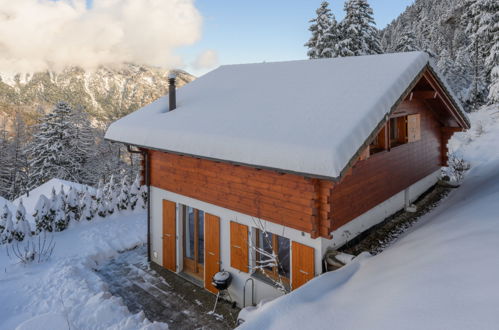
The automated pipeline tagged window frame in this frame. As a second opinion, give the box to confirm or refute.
[254,228,290,286]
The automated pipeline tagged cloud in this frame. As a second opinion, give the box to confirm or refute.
[192,49,219,70]
[0,0,203,73]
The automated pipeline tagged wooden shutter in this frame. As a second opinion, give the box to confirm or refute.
[162,200,176,272]
[292,242,314,290]
[407,114,421,142]
[230,221,248,273]
[397,116,408,143]
[204,213,220,294]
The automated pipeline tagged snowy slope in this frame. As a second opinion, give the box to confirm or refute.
[239,105,499,330]
[0,196,15,213]
[0,211,166,330]
[107,52,463,178]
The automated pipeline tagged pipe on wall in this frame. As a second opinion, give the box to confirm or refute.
[127,144,151,262]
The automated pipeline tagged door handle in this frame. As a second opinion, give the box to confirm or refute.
[299,270,309,275]
[208,252,215,256]
[233,245,241,249]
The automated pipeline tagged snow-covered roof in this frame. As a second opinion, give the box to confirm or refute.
[105,52,464,178]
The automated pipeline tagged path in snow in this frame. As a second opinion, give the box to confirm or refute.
[96,246,239,329]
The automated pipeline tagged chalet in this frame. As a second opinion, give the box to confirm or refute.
[105,52,470,307]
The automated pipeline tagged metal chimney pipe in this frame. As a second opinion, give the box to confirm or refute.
[168,72,176,111]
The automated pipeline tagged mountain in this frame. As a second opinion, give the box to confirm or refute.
[0,64,195,126]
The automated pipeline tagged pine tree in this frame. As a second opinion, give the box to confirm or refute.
[8,113,30,199]
[34,194,52,233]
[337,0,382,57]
[464,0,498,108]
[12,200,31,241]
[394,30,418,52]
[489,65,499,104]
[1,205,14,243]
[305,2,335,59]
[0,120,11,198]
[27,102,79,189]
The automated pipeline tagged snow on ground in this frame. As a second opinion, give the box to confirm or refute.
[0,210,167,330]
[0,196,15,213]
[13,178,94,218]
[239,105,499,330]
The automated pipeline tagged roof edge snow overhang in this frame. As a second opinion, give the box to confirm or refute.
[106,59,471,183]
[105,138,339,181]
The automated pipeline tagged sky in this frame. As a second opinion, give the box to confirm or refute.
[0,0,414,76]
[182,0,415,75]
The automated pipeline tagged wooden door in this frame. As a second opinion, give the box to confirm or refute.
[162,200,176,272]
[204,213,220,293]
[230,222,249,273]
[291,242,314,290]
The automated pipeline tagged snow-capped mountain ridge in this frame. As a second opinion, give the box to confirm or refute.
[0,64,195,124]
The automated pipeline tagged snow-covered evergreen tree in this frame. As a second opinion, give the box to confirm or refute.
[139,185,147,210]
[129,174,141,210]
[1,205,14,243]
[117,176,130,211]
[305,2,335,59]
[34,194,52,233]
[65,187,80,224]
[489,66,499,104]
[80,190,95,221]
[27,102,77,189]
[12,200,31,241]
[394,30,418,52]
[98,199,108,218]
[53,187,68,232]
[337,0,382,57]
[0,120,11,198]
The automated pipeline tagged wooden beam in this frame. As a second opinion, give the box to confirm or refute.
[407,90,439,100]
[422,70,469,129]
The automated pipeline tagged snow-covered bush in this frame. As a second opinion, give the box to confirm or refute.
[6,232,55,264]
[129,174,141,210]
[53,188,68,232]
[80,191,96,221]
[117,176,130,211]
[1,205,14,244]
[12,200,31,241]
[140,185,147,210]
[444,153,471,183]
[65,187,80,224]
[34,194,52,233]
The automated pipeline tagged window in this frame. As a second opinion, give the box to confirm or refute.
[255,229,290,284]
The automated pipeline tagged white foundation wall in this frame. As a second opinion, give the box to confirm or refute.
[321,169,441,253]
[149,186,323,308]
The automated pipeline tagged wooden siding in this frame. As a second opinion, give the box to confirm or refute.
[150,150,332,238]
[291,241,315,290]
[330,101,443,230]
[230,222,249,272]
